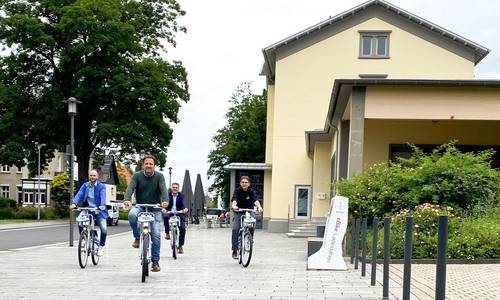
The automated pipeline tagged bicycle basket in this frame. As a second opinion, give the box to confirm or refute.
[243,215,256,228]
[138,214,155,223]
[168,216,180,226]
[76,212,90,225]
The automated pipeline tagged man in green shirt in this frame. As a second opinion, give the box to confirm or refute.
[124,155,168,272]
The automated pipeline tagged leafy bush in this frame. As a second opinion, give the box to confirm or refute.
[338,143,500,219]
[12,207,58,220]
[363,203,500,259]
[0,197,17,209]
[119,209,129,220]
[0,207,16,219]
[50,173,70,218]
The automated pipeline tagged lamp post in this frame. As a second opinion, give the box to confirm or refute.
[168,167,172,189]
[63,97,81,247]
[35,142,46,221]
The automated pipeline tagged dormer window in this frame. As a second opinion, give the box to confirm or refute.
[359,31,391,58]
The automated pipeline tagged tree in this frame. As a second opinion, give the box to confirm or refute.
[0,0,189,186]
[207,83,267,207]
[50,172,70,217]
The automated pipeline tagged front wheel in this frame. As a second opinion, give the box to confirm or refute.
[241,230,253,267]
[171,228,177,259]
[141,234,150,282]
[78,230,89,269]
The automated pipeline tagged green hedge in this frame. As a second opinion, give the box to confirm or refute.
[0,206,60,220]
[338,143,500,220]
[359,203,500,260]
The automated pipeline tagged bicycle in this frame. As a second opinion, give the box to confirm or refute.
[235,208,257,267]
[136,204,161,283]
[75,207,101,269]
[165,211,182,259]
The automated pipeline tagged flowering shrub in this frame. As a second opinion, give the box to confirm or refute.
[366,203,500,259]
[338,143,500,219]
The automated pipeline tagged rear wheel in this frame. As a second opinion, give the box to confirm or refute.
[78,230,89,269]
[241,230,253,267]
[141,234,149,282]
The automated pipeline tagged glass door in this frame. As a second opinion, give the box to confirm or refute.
[295,185,311,219]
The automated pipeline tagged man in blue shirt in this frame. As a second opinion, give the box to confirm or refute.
[70,170,108,256]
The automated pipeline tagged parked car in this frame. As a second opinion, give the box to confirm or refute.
[106,203,120,226]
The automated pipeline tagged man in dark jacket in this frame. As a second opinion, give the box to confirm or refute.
[70,170,108,257]
[163,182,189,254]
[231,176,263,259]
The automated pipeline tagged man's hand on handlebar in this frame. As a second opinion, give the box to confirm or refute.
[69,204,77,209]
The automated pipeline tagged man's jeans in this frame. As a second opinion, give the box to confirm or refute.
[78,212,107,247]
[128,207,162,262]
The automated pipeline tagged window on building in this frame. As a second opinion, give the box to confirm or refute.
[1,165,11,173]
[17,186,22,203]
[359,31,390,58]
[1,185,10,199]
[16,166,23,174]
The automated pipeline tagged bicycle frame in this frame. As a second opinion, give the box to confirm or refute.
[75,207,101,268]
[135,203,160,282]
[236,208,257,267]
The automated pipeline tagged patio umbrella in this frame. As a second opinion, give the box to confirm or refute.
[193,174,205,224]
[181,170,194,222]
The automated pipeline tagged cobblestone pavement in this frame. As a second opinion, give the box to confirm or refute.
[385,263,500,300]
[0,226,388,300]
[1,225,498,299]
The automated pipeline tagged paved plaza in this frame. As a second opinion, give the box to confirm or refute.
[0,224,498,299]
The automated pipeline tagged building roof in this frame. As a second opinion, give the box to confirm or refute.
[306,79,500,154]
[97,155,120,185]
[262,0,489,83]
[224,163,272,171]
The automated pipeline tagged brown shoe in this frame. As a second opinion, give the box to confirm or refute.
[178,246,184,254]
[132,239,139,248]
[151,262,161,272]
[165,233,170,240]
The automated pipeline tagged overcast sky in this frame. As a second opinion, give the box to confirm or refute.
[162,0,500,195]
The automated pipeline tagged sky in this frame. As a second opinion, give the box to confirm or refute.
[161,0,500,195]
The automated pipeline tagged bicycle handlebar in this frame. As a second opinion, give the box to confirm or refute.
[74,207,101,212]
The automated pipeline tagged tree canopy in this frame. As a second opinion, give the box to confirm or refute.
[207,83,267,205]
[0,0,189,185]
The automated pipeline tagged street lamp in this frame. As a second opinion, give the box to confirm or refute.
[63,97,81,247]
[168,167,172,188]
[35,142,46,221]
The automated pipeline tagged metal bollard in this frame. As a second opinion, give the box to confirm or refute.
[383,217,391,300]
[403,216,413,300]
[435,215,448,300]
[361,217,367,276]
[371,217,379,286]
[354,218,360,270]
[350,219,355,264]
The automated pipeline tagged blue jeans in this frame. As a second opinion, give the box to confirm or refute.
[78,212,107,247]
[128,207,162,262]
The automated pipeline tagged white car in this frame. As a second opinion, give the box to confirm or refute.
[106,203,120,226]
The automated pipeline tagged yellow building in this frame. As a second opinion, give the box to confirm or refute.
[258,0,500,232]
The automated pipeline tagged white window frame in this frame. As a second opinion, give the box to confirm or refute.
[359,31,391,58]
[1,165,11,173]
[1,185,10,199]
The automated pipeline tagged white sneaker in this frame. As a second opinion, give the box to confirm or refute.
[97,246,104,257]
